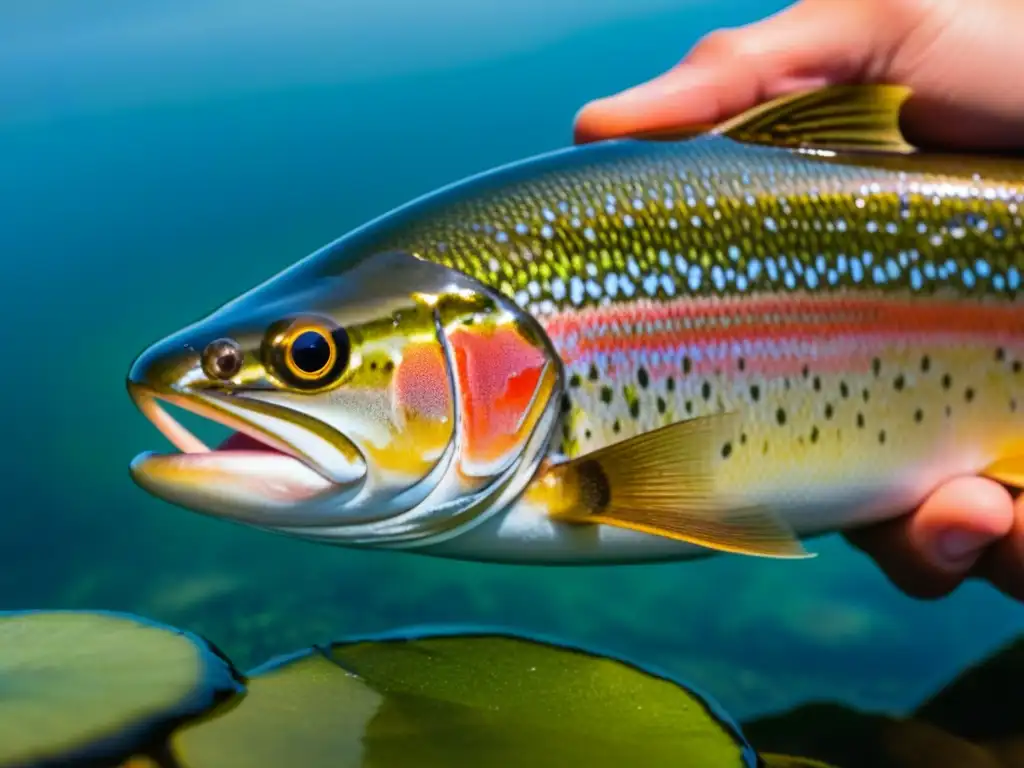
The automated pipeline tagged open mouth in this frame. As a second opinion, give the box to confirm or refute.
[126,382,355,512]
[128,382,299,459]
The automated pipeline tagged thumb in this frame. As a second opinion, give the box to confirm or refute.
[573,0,914,144]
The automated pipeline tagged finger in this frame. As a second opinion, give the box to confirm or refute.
[973,493,1024,601]
[844,477,1015,599]
[573,0,904,144]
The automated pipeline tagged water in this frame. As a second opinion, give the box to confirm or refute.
[1,0,1020,731]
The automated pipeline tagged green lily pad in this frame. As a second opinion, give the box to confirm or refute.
[172,627,756,767]
[0,609,244,767]
[172,649,383,767]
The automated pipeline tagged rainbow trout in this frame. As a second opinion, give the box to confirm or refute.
[127,85,1024,564]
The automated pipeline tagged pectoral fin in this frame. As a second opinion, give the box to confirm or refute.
[981,456,1024,488]
[528,415,811,559]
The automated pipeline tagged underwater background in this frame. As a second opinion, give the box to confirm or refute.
[2,0,1021,725]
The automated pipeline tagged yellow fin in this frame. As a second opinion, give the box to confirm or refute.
[713,84,916,153]
[534,414,812,559]
[981,457,1024,488]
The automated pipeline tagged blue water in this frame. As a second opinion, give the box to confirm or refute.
[2,0,1020,726]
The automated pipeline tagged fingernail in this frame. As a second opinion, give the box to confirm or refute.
[938,530,990,563]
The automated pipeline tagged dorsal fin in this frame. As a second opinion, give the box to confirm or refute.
[629,84,916,153]
[713,84,916,153]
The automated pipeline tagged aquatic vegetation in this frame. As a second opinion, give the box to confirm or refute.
[0,610,765,767]
[5,610,1022,765]
[0,610,243,767]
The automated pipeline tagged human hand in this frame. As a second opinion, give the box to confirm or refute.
[573,0,1024,601]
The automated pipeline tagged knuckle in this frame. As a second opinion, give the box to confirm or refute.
[691,27,759,62]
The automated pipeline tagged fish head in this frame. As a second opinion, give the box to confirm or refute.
[127,248,564,548]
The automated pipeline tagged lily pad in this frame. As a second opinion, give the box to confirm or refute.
[172,649,383,767]
[0,609,244,767]
[172,627,757,767]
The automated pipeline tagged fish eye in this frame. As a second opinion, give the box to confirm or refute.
[288,329,334,378]
[202,338,244,380]
[264,317,350,390]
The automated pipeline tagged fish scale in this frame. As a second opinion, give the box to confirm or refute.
[349,133,1024,535]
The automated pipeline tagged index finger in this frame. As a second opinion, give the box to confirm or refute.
[572,0,901,144]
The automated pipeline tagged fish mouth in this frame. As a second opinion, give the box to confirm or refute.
[127,381,366,521]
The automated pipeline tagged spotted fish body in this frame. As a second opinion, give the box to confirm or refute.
[328,131,1024,560]
[127,86,1024,564]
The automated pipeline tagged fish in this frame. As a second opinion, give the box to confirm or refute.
[127,84,1024,565]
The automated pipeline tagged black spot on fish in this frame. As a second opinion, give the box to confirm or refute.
[921,355,930,373]
[585,428,592,439]
[667,377,676,392]
[613,419,621,434]
[824,403,834,419]
[383,360,395,373]
[914,408,923,423]
[740,432,747,445]
[738,357,746,372]
[702,381,712,400]
[561,394,572,413]
[810,426,819,443]
[1014,361,1022,374]
[369,361,378,371]
[683,356,692,375]
[862,388,870,403]
[685,400,693,414]
[802,365,809,379]
[588,364,599,381]
[894,374,905,391]
[577,459,612,511]
[600,386,613,404]
[813,376,821,392]
[879,429,887,444]
[721,442,732,459]
[784,378,791,391]
[965,387,975,403]
[840,381,849,398]
[657,396,667,414]
[629,400,641,419]
[776,407,786,426]
[942,373,952,390]
[750,384,761,402]
[872,357,881,376]
[569,373,581,388]
[857,412,865,428]
[637,367,650,388]
[997,347,1006,362]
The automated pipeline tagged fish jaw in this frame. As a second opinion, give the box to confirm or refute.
[129,449,337,526]
[126,365,367,528]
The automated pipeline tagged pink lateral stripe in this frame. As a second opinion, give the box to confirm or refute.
[541,292,1024,379]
